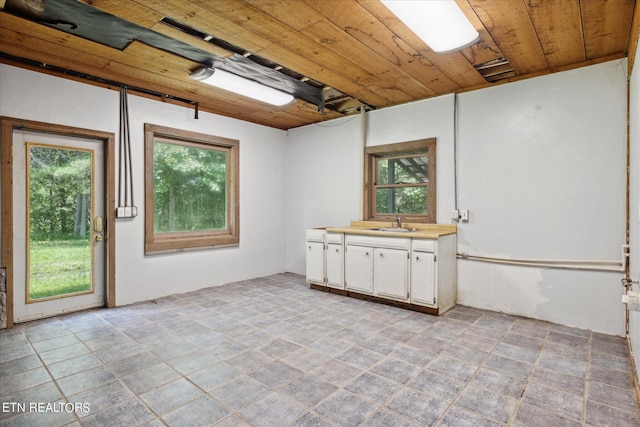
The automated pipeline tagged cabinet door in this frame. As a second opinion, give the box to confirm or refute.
[411,252,436,306]
[345,245,373,294]
[374,248,408,301]
[326,243,344,289]
[306,241,325,285]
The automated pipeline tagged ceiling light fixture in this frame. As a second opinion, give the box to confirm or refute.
[190,67,295,106]
[381,0,479,53]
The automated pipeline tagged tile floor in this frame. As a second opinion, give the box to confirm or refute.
[1,273,639,427]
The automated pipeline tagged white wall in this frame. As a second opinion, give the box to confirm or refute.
[629,39,640,379]
[456,60,627,335]
[0,64,288,306]
[285,116,362,272]
[286,60,628,335]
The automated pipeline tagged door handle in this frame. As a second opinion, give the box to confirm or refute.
[94,216,104,241]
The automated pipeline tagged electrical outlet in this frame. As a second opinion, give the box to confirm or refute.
[622,291,639,311]
[450,209,460,221]
[131,206,138,217]
[117,207,126,217]
[460,209,470,221]
[124,207,132,217]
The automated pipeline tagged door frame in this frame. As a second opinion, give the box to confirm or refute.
[1,117,116,328]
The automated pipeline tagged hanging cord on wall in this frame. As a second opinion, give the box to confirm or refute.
[453,91,459,212]
[118,87,125,208]
[359,104,367,220]
[117,86,136,217]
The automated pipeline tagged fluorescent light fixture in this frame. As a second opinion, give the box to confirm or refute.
[190,67,295,106]
[381,0,479,53]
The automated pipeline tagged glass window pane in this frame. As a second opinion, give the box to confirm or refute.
[375,187,428,215]
[377,156,428,184]
[153,141,227,233]
[28,145,92,300]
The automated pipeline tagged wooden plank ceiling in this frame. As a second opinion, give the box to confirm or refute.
[0,0,636,130]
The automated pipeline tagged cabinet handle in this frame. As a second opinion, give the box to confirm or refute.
[379,253,384,258]
[365,252,369,256]
[336,248,339,253]
[308,245,312,250]
[416,256,420,261]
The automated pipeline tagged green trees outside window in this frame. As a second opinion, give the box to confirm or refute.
[153,141,227,233]
[365,139,436,223]
[27,144,93,300]
[144,124,239,254]
[375,154,429,215]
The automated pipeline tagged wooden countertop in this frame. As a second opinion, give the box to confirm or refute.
[325,221,456,239]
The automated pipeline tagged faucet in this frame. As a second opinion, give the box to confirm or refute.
[394,214,402,229]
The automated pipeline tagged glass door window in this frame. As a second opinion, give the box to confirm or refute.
[27,144,94,301]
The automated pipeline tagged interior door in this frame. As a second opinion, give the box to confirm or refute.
[13,129,105,322]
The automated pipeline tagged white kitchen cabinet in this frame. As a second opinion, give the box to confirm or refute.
[345,244,374,294]
[308,224,457,315]
[326,233,344,289]
[374,248,409,301]
[410,250,436,306]
[345,234,409,297]
[306,229,326,285]
[410,235,457,312]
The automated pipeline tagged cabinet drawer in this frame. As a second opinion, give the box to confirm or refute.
[412,239,436,252]
[327,232,343,244]
[306,229,326,243]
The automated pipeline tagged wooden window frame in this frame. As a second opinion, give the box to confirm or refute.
[144,124,239,255]
[364,138,436,223]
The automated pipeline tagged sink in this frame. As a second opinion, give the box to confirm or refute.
[369,227,414,232]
